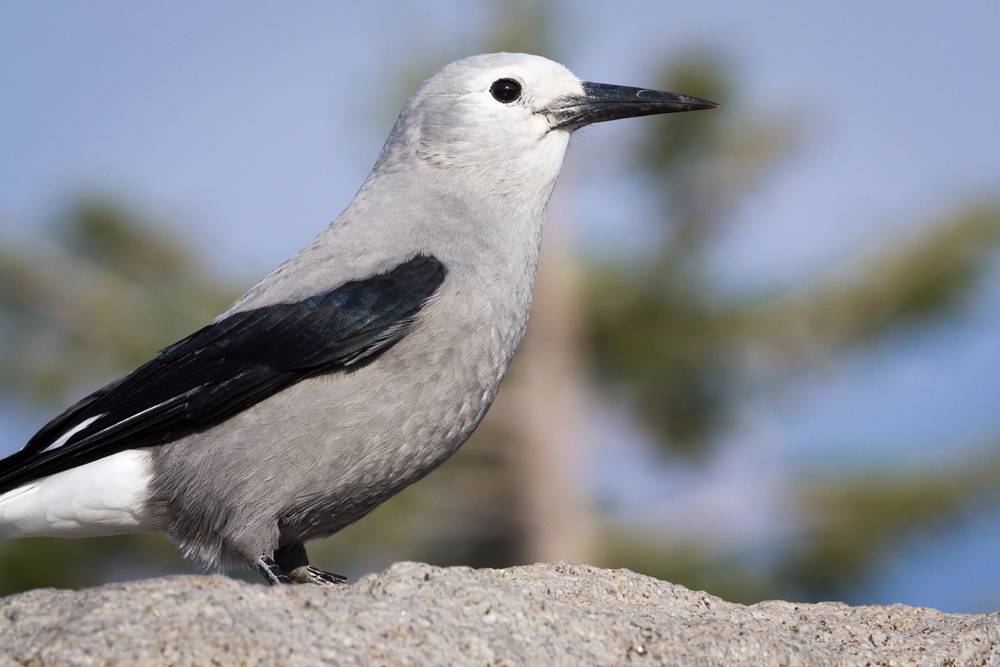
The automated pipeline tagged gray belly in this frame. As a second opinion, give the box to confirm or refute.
[275,339,501,543]
[148,291,522,559]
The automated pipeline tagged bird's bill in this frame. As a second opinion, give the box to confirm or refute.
[547,81,718,130]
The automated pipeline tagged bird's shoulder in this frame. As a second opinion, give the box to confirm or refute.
[226,240,441,317]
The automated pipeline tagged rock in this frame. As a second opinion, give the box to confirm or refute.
[0,562,997,666]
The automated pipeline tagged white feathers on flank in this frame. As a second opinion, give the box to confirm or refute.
[0,449,155,539]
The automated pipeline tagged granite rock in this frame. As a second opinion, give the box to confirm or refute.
[1,561,997,666]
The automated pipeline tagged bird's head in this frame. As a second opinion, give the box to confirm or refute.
[374,52,717,202]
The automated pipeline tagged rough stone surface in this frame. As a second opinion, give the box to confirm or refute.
[0,562,997,666]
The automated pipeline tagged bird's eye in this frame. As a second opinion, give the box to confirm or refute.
[490,78,522,104]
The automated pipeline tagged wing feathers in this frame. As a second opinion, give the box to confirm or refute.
[0,254,446,493]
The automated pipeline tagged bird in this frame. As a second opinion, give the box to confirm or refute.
[0,53,716,586]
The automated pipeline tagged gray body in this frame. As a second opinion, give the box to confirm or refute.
[150,55,572,567]
[1,52,716,578]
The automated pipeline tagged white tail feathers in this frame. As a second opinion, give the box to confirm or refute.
[0,450,155,539]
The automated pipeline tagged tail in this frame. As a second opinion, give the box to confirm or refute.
[0,480,44,539]
[0,450,155,540]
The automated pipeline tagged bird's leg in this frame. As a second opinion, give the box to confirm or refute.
[256,555,292,585]
[275,542,347,586]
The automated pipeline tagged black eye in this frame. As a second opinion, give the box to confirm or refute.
[490,78,522,103]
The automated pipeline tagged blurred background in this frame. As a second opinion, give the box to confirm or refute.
[1,1,998,612]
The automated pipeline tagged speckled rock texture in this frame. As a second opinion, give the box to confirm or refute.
[1,562,997,666]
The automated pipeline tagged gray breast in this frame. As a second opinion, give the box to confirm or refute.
[148,261,533,560]
[279,268,531,540]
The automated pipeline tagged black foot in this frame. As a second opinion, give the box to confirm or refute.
[270,542,347,586]
[256,556,292,586]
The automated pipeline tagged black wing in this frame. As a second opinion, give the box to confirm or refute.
[0,254,446,493]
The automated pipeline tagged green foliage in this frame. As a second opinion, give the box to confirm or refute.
[595,447,1000,605]
[0,198,241,593]
[781,450,1000,599]
[585,54,801,454]
[0,197,236,402]
[598,529,775,605]
[734,202,1000,365]
[584,53,1000,458]
[587,265,733,449]
[0,535,186,596]
[580,47,999,605]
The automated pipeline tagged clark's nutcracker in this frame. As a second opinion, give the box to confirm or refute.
[0,53,715,585]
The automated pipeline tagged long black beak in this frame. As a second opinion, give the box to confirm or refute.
[547,81,718,130]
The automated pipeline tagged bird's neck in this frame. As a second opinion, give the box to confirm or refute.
[357,139,566,268]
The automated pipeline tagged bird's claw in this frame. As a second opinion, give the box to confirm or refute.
[256,556,292,585]
[257,554,346,586]
[289,565,348,586]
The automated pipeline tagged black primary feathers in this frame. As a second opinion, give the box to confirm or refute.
[0,255,447,494]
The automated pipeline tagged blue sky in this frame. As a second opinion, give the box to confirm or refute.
[1,1,998,611]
